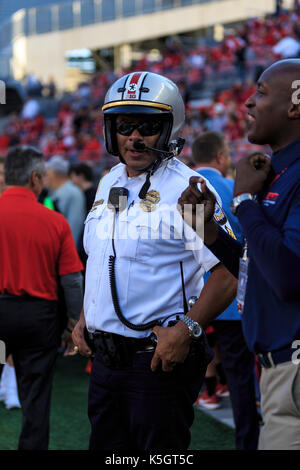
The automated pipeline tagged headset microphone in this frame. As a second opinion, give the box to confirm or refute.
[133,140,173,157]
[132,140,146,151]
[132,137,185,199]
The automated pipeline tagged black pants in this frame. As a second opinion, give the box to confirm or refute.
[0,296,60,450]
[88,343,211,451]
[212,320,259,450]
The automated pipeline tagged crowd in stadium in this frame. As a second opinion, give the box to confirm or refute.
[1,6,300,172]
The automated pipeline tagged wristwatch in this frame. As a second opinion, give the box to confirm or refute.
[230,193,255,215]
[181,315,202,340]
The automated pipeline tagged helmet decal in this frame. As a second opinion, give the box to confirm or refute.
[124,72,144,100]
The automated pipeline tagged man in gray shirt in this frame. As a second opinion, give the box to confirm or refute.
[46,155,86,248]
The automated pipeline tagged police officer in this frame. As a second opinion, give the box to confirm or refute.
[72,71,237,450]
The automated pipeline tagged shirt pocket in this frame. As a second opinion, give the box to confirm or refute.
[83,204,109,258]
[117,211,162,261]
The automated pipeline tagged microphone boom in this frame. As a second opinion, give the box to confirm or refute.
[133,140,173,157]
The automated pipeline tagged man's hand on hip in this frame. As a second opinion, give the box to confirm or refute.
[150,322,191,373]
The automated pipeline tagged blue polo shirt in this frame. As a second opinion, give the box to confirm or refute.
[236,137,300,353]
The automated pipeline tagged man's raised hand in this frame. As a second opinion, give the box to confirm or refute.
[177,176,216,231]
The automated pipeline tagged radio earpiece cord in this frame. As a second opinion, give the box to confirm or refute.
[108,187,161,332]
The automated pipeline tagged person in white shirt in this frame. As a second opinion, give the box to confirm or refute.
[21,98,40,120]
[273,35,300,59]
[46,155,86,248]
[71,71,237,450]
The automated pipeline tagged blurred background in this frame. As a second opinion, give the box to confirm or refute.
[0,0,299,182]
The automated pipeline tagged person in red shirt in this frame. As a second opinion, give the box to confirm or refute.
[0,156,5,194]
[0,146,84,450]
[78,132,102,162]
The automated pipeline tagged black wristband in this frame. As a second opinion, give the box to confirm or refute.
[208,226,242,279]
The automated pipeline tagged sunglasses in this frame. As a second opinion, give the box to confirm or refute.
[116,120,162,137]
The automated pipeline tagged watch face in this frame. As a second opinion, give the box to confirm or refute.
[192,324,202,338]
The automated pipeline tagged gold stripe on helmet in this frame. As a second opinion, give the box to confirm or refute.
[102,100,172,112]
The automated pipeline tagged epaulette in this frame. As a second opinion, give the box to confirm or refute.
[95,163,123,195]
[167,158,202,182]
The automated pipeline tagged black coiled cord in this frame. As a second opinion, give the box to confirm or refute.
[109,212,160,331]
[109,255,160,331]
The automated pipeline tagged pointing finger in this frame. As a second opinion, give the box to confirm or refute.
[189,176,203,188]
[200,179,216,202]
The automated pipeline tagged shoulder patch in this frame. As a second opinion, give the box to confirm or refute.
[95,163,121,195]
[91,199,104,211]
[213,203,227,225]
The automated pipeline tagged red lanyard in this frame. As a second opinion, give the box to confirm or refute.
[268,167,288,189]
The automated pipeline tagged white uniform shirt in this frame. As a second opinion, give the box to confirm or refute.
[83,158,226,338]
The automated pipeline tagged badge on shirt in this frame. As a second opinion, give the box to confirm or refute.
[139,190,160,212]
[262,192,279,207]
[213,203,227,225]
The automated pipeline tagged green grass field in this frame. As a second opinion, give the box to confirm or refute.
[0,355,235,450]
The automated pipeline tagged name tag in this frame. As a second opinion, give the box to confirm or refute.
[237,257,248,314]
[237,241,249,314]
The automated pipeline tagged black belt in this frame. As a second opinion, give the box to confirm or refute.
[256,346,294,368]
[87,326,209,370]
[85,330,156,370]
[0,293,33,299]
[0,293,53,303]
[90,330,156,353]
